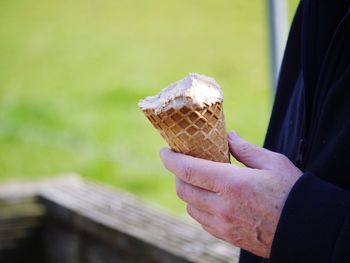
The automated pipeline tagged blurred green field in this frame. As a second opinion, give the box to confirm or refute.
[0,0,299,214]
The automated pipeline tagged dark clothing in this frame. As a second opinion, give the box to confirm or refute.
[240,0,350,262]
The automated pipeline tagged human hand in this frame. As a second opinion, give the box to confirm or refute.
[160,131,303,258]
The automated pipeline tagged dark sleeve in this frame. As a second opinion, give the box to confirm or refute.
[269,172,350,263]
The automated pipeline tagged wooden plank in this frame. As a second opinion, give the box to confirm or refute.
[0,174,80,201]
[38,179,239,263]
[0,175,240,262]
[0,203,45,220]
[0,197,45,260]
[0,239,17,250]
[0,228,29,241]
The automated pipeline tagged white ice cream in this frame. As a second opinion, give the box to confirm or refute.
[138,73,224,114]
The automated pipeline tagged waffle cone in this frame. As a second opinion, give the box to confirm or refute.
[143,102,230,163]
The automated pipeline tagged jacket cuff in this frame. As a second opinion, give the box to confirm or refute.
[270,172,350,262]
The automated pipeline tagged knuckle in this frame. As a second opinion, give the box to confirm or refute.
[186,204,193,215]
[275,152,287,163]
[274,153,291,168]
[176,185,186,200]
[180,159,194,183]
[187,205,197,220]
[236,141,251,155]
[234,142,255,162]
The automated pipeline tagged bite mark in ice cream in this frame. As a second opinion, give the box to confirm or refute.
[138,73,224,114]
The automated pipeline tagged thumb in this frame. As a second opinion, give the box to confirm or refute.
[228,131,279,170]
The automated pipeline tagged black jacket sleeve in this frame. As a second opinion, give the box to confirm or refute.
[270,172,350,262]
[266,2,350,262]
[240,2,350,263]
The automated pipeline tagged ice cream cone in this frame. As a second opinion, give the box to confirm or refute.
[139,73,230,163]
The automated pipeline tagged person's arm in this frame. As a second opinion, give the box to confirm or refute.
[269,171,350,262]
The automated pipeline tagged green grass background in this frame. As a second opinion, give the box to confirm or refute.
[0,0,299,214]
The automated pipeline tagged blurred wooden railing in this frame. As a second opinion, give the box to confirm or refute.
[0,175,239,263]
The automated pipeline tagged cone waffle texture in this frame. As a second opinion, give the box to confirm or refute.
[143,102,230,163]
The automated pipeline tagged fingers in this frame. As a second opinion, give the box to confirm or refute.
[160,148,242,193]
[187,205,234,242]
[228,131,283,170]
[176,178,222,213]
[187,205,216,228]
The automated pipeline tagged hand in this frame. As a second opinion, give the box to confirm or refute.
[160,131,302,258]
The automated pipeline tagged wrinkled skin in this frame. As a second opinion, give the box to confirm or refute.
[160,131,302,258]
